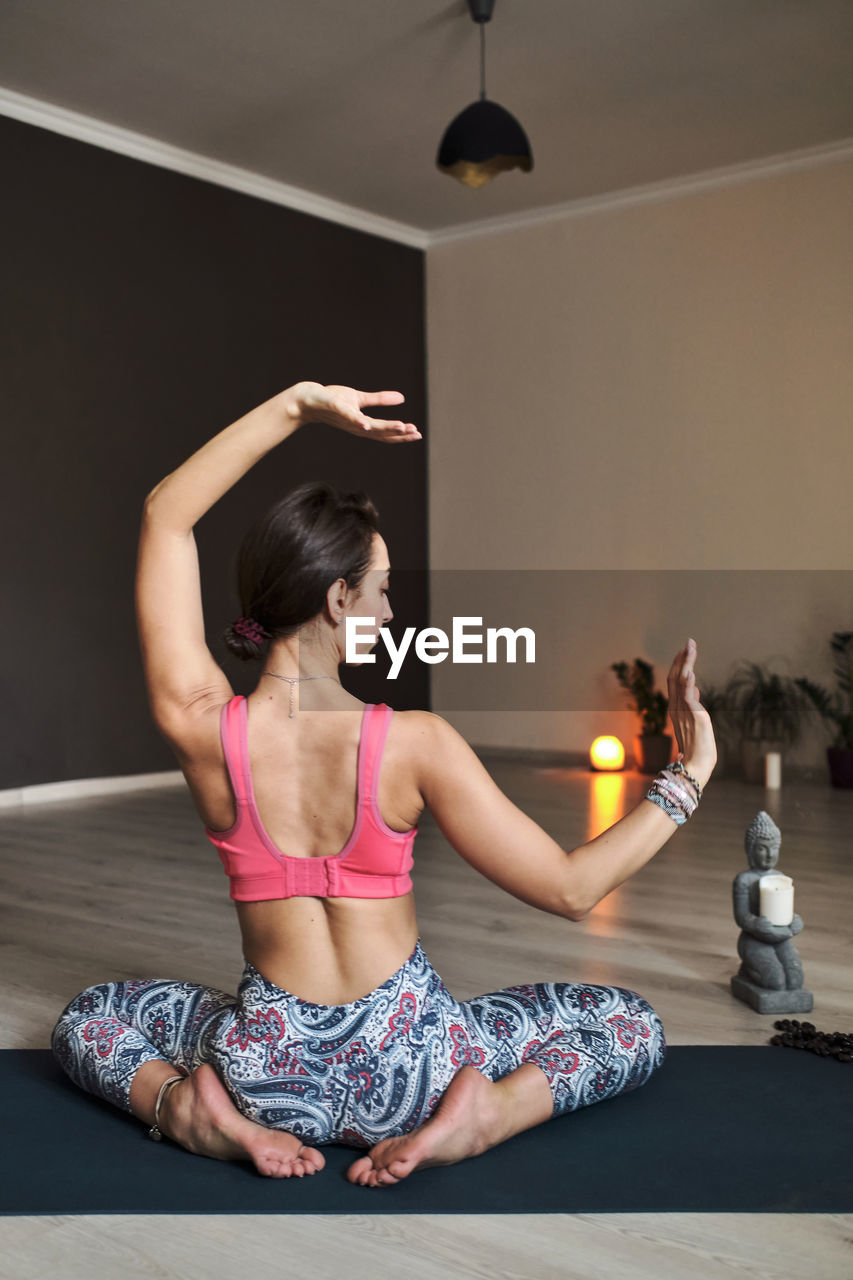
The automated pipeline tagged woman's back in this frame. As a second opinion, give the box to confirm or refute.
[181,691,425,1005]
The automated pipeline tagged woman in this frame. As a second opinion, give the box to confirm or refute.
[51,381,716,1188]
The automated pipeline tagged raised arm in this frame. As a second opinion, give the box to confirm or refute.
[135,382,420,742]
[413,639,716,921]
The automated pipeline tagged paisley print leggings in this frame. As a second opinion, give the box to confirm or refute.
[51,938,666,1148]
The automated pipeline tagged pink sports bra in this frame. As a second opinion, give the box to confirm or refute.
[205,695,417,902]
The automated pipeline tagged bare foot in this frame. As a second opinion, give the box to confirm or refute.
[347,1065,505,1188]
[161,1064,325,1179]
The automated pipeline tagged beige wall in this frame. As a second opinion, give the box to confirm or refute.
[425,158,853,769]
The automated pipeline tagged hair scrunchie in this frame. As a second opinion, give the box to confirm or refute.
[232,616,271,645]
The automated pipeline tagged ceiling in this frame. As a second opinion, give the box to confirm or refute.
[1,0,852,241]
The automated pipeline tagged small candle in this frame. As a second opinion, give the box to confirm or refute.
[765,751,782,789]
[759,872,794,926]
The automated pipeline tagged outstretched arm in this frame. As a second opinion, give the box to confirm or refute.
[413,712,687,921]
[135,382,420,741]
[412,639,716,921]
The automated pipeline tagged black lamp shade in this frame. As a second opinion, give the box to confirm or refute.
[436,98,534,188]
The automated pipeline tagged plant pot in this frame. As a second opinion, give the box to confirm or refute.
[634,733,673,775]
[740,738,785,785]
[827,746,853,789]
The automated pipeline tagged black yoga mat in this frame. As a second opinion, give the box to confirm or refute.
[1,1048,849,1214]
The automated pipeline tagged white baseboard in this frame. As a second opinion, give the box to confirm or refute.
[0,770,185,809]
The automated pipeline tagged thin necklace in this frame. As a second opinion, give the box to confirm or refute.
[261,671,341,718]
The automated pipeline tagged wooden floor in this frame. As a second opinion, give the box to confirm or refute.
[1,762,851,1279]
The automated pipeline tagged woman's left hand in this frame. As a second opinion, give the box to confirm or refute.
[287,382,422,442]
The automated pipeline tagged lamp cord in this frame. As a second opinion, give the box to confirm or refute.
[480,21,487,100]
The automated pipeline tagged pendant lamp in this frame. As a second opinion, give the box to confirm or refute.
[437,0,533,188]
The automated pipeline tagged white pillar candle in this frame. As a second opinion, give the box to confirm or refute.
[759,873,794,926]
[765,752,782,789]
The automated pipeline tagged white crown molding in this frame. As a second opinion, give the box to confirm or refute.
[0,85,431,250]
[0,769,186,809]
[426,136,853,246]
[2,85,852,251]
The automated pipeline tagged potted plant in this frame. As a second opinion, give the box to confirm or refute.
[722,660,811,784]
[611,658,671,774]
[795,631,853,789]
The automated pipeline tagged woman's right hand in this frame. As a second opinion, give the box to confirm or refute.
[667,638,717,789]
[285,382,422,443]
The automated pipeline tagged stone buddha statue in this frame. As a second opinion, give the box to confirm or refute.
[730,811,813,1013]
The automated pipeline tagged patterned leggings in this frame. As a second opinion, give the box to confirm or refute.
[51,938,666,1148]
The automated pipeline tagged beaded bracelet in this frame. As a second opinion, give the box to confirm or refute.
[645,789,687,824]
[667,760,703,801]
[655,775,696,814]
[657,771,699,809]
[645,761,703,825]
[646,785,690,824]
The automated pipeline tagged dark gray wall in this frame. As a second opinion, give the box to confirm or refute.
[1,115,428,789]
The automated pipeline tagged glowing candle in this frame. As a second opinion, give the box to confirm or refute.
[589,736,625,771]
[759,873,794,926]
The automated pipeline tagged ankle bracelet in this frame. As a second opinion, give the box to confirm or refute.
[148,1074,184,1142]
